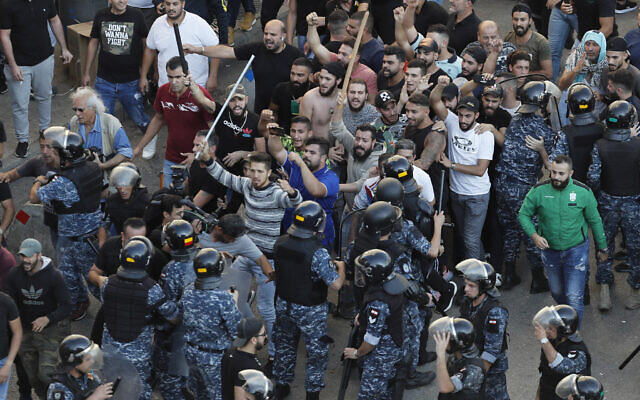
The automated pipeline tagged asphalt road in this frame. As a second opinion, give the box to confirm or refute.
[2,1,640,398]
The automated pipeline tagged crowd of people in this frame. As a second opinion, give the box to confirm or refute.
[0,0,639,398]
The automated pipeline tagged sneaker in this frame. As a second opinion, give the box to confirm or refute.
[239,11,257,31]
[274,383,290,400]
[436,281,458,313]
[142,136,157,159]
[616,0,638,13]
[15,141,28,158]
[71,300,89,321]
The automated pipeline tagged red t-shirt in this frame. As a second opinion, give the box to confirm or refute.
[154,84,214,163]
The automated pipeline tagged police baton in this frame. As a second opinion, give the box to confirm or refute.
[195,55,256,159]
[438,169,454,229]
[619,343,640,370]
[173,23,189,75]
[337,322,359,400]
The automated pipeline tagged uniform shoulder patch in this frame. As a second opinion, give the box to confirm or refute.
[52,390,65,400]
[533,179,552,188]
[368,308,380,325]
[567,350,577,359]
[572,179,591,191]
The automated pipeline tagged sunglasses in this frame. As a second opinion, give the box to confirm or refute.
[72,107,85,112]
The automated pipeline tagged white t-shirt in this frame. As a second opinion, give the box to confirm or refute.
[128,0,154,8]
[352,167,434,211]
[500,102,520,117]
[413,165,435,203]
[444,110,494,196]
[146,12,219,87]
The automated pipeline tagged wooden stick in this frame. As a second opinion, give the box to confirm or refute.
[340,11,369,99]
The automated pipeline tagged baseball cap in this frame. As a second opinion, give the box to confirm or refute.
[18,238,42,257]
[442,83,459,100]
[232,317,264,348]
[607,37,628,52]
[482,84,504,98]
[456,96,480,112]
[225,83,247,100]
[375,90,397,108]
[417,38,439,54]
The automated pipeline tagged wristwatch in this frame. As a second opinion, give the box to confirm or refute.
[353,349,358,359]
[450,163,456,170]
[540,337,549,344]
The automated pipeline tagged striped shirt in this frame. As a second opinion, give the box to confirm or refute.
[206,161,302,254]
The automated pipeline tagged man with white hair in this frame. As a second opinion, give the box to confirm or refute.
[68,87,133,171]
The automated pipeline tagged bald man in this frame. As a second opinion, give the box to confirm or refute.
[184,20,305,113]
[462,20,517,75]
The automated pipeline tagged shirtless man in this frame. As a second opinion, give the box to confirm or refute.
[299,62,345,140]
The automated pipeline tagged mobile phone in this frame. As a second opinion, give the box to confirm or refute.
[269,126,287,136]
[112,377,121,394]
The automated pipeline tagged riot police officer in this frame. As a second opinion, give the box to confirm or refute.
[551,84,604,182]
[457,259,510,400]
[495,81,555,293]
[272,201,345,400]
[103,163,149,235]
[430,317,485,400]
[237,370,275,400]
[154,219,200,399]
[179,248,242,400]
[101,237,179,400]
[587,100,640,311]
[555,374,604,400]
[47,335,112,400]
[533,305,591,400]
[31,128,103,321]
[343,250,404,399]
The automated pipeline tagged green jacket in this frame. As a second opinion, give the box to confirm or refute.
[518,178,607,251]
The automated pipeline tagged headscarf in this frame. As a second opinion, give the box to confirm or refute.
[565,30,608,93]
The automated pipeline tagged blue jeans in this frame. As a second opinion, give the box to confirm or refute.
[548,7,578,82]
[450,191,490,260]
[231,256,276,357]
[94,77,150,133]
[0,356,10,398]
[541,239,589,325]
[163,159,177,188]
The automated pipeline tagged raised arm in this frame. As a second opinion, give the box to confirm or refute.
[183,43,237,59]
[429,75,451,121]
[306,13,332,65]
[267,123,288,165]
[394,7,414,60]
[286,0,298,45]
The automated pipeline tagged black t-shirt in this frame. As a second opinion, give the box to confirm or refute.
[270,81,313,131]
[295,1,326,37]
[0,0,57,66]
[404,124,433,159]
[214,110,261,176]
[575,0,617,39]
[188,162,228,212]
[234,43,305,113]
[325,0,370,15]
[428,68,449,87]
[414,2,449,35]
[0,183,11,202]
[221,349,262,400]
[478,106,511,179]
[0,292,18,359]
[0,121,6,143]
[377,72,405,101]
[90,7,148,83]
[96,236,168,281]
[16,155,50,177]
[447,11,481,55]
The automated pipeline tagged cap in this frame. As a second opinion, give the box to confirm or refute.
[607,36,628,52]
[442,83,459,100]
[225,84,247,100]
[456,96,480,112]
[19,238,42,257]
[483,84,504,98]
[232,317,264,348]
[322,61,346,80]
[417,38,439,54]
[375,90,397,108]
[461,44,487,65]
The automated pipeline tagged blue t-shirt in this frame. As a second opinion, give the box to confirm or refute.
[282,156,339,246]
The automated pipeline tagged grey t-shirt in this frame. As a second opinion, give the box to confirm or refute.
[198,233,263,262]
[342,103,380,135]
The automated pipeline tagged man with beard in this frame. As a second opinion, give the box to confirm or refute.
[377,46,406,101]
[504,4,552,80]
[446,0,481,55]
[404,93,439,159]
[307,13,377,100]
[133,56,216,188]
[415,38,450,86]
[605,69,640,114]
[428,24,463,79]
[459,44,486,82]
[221,318,267,400]
[431,77,495,261]
[214,84,266,177]
[463,21,517,75]
[342,79,380,134]
[300,62,345,140]
[605,37,640,97]
[372,90,409,153]
[184,19,305,113]
[346,11,385,72]
[558,30,608,93]
[268,134,339,247]
[259,110,313,157]
[520,156,607,324]
[330,94,385,208]
[270,57,314,132]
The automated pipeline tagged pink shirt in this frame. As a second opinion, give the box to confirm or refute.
[329,53,378,96]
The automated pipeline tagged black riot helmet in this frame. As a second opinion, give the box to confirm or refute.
[58,334,102,369]
[517,81,549,114]
[193,248,225,278]
[383,156,419,194]
[428,317,476,353]
[162,219,198,254]
[238,369,274,400]
[51,130,86,168]
[356,249,394,285]
[374,178,405,207]
[532,305,579,338]
[117,236,153,280]
[361,201,403,238]
[555,374,604,400]
[109,163,141,188]
[287,201,326,239]
[604,100,637,141]
[455,258,498,297]
[567,83,595,115]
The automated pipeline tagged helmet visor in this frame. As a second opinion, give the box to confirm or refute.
[77,342,103,370]
[532,306,563,330]
[43,126,67,147]
[455,259,488,282]
[428,316,455,339]
[555,374,579,398]
[109,167,139,188]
